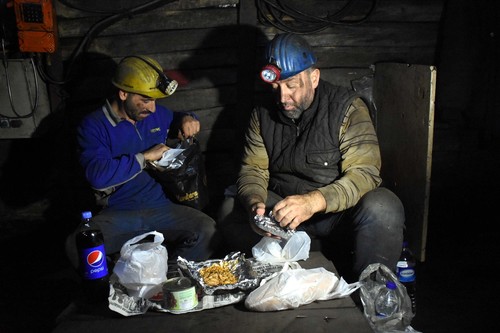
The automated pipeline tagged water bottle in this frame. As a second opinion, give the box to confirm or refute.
[396,241,417,314]
[76,211,109,302]
[375,281,401,317]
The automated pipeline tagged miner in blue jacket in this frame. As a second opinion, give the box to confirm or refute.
[66,56,218,267]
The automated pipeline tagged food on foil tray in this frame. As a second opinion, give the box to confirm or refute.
[178,252,286,295]
[199,261,238,286]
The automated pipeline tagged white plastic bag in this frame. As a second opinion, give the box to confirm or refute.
[359,263,420,333]
[245,267,359,311]
[252,231,311,263]
[113,231,168,299]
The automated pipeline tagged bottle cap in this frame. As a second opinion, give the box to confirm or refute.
[386,281,397,290]
[82,211,92,219]
[402,241,409,247]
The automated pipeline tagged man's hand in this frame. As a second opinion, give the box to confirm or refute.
[248,200,280,239]
[272,190,326,230]
[143,143,169,162]
[179,115,200,139]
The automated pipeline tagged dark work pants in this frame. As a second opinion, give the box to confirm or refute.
[217,187,405,281]
[66,201,219,268]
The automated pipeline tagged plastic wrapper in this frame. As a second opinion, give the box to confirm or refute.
[359,263,420,333]
[254,212,295,240]
[147,137,208,210]
[113,231,168,299]
[245,267,360,312]
[150,148,186,169]
[252,231,311,263]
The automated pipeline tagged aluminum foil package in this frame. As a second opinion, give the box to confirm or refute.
[177,252,261,295]
[254,212,295,240]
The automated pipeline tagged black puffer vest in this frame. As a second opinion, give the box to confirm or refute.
[257,80,358,197]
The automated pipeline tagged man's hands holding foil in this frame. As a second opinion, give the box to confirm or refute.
[143,115,200,163]
[249,190,327,238]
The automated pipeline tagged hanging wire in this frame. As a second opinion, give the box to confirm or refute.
[35,0,176,85]
[1,38,38,119]
[256,0,378,34]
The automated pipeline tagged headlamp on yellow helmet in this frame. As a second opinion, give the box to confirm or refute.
[112,55,178,99]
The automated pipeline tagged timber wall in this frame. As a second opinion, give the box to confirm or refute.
[49,0,444,211]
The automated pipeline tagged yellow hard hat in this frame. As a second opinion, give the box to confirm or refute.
[111,55,178,99]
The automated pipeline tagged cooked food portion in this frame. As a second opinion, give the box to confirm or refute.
[199,262,238,286]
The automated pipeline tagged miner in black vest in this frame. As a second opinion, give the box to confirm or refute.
[217,33,405,281]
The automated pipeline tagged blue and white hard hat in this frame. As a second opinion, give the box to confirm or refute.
[260,33,317,83]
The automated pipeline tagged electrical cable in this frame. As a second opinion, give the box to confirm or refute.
[57,0,154,15]
[256,0,377,34]
[1,38,38,119]
[36,0,176,85]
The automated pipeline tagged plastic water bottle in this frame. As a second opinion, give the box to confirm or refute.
[396,241,417,314]
[375,281,401,317]
[76,211,109,302]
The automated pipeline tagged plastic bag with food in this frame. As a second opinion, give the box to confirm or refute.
[113,231,168,299]
[245,267,359,311]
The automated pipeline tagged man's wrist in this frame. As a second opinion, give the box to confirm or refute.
[307,190,327,214]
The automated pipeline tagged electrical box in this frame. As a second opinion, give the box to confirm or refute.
[0,59,51,138]
[13,0,57,53]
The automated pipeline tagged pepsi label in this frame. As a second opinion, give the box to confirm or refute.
[80,244,108,280]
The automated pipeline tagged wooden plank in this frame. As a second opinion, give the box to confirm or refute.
[368,0,445,22]
[254,0,444,23]
[61,66,237,104]
[320,67,374,87]
[172,67,238,90]
[58,27,239,59]
[374,63,436,262]
[196,128,239,153]
[191,107,233,131]
[55,0,239,18]
[316,47,437,67]
[258,22,440,47]
[57,8,238,38]
[157,86,237,111]
[60,49,239,70]
[236,0,259,140]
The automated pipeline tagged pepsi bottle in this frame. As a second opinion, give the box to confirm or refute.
[76,211,109,303]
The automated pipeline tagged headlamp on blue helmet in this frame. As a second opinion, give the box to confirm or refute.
[260,33,317,84]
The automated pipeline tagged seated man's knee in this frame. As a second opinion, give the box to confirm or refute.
[359,187,405,226]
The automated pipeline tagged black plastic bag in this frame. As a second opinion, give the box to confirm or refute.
[148,138,209,210]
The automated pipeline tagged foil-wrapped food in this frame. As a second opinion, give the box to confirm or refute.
[254,212,295,240]
[177,252,287,295]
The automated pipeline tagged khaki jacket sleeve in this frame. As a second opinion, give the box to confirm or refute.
[317,97,382,213]
[236,110,270,210]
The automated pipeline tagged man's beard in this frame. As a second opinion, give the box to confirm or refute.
[124,99,151,121]
[280,106,304,120]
